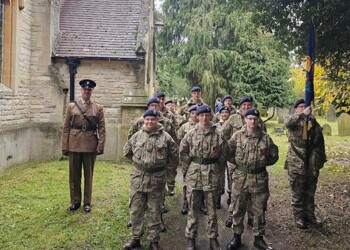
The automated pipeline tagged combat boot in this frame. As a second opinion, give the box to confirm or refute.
[159,222,167,232]
[123,239,141,250]
[253,236,273,250]
[225,216,233,228]
[226,234,241,250]
[149,241,161,250]
[126,220,132,227]
[295,214,307,229]
[210,238,222,250]
[187,238,196,250]
[168,185,175,196]
[181,202,189,215]
[216,196,222,209]
[305,215,322,227]
[161,205,168,213]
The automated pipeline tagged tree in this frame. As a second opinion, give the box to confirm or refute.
[157,0,294,108]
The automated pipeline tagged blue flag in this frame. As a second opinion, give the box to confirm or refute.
[305,21,315,107]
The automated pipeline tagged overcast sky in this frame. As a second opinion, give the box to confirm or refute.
[155,0,162,10]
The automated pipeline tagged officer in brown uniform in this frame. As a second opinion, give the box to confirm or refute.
[61,79,106,213]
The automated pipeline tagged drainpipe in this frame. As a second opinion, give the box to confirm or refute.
[66,57,80,101]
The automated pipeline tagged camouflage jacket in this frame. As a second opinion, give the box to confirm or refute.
[160,106,179,129]
[179,98,205,122]
[221,111,266,141]
[127,113,177,141]
[177,119,197,142]
[124,124,179,193]
[228,125,279,170]
[211,105,236,123]
[179,123,227,191]
[284,113,326,174]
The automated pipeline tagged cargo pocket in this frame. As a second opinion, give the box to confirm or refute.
[133,142,144,160]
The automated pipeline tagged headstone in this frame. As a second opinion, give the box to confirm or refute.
[274,126,285,136]
[322,124,332,136]
[325,104,337,122]
[337,113,350,136]
[277,108,289,124]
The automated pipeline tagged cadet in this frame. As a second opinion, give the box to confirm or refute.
[154,92,179,131]
[212,95,236,123]
[166,99,184,126]
[223,96,266,228]
[180,105,227,250]
[177,105,199,215]
[179,86,206,122]
[123,109,179,250]
[284,99,326,229]
[226,108,278,250]
[62,79,106,213]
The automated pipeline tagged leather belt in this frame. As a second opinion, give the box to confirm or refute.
[71,125,96,131]
[192,157,218,165]
[236,165,266,174]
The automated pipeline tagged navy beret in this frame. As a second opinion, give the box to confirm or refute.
[165,100,173,105]
[191,86,201,92]
[294,98,305,108]
[154,92,165,98]
[239,96,253,106]
[188,105,198,113]
[147,97,160,106]
[244,108,260,117]
[222,95,233,102]
[219,106,230,113]
[143,109,159,118]
[79,79,96,89]
[196,104,211,115]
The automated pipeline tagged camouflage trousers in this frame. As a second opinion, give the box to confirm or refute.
[230,171,270,236]
[185,189,218,239]
[129,190,163,242]
[288,169,319,217]
[166,166,177,188]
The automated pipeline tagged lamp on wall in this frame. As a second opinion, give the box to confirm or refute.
[154,20,164,33]
[19,0,24,10]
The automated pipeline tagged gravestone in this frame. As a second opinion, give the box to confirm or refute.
[325,104,337,122]
[337,113,350,136]
[322,124,332,136]
[274,126,285,136]
[277,108,289,124]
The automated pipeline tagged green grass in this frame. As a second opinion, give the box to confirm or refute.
[0,160,131,249]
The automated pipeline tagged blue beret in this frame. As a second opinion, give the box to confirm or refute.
[147,97,160,106]
[219,106,230,113]
[165,100,173,105]
[244,108,260,117]
[143,109,159,118]
[222,95,233,102]
[196,104,211,115]
[154,92,165,98]
[294,98,305,108]
[191,86,201,92]
[239,96,253,106]
[188,105,198,112]
[79,79,96,89]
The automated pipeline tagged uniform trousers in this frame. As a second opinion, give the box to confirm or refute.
[69,152,96,204]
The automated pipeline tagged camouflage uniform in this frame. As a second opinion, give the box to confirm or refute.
[179,98,205,123]
[284,113,326,218]
[160,105,179,130]
[215,119,227,197]
[228,125,278,236]
[223,112,267,219]
[179,123,227,239]
[123,124,178,242]
[211,105,237,124]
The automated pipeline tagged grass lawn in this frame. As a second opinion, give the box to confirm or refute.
[0,117,349,249]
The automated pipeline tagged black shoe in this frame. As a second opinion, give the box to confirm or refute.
[150,241,161,250]
[199,203,207,215]
[127,220,132,227]
[253,236,273,250]
[159,222,167,232]
[181,202,189,215]
[187,238,196,250]
[226,234,241,250]
[168,185,175,196]
[247,218,253,228]
[210,238,221,250]
[305,215,322,227]
[123,239,141,250]
[227,194,231,205]
[83,204,91,213]
[295,214,307,229]
[67,203,80,211]
[216,196,222,209]
[225,216,233,228]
